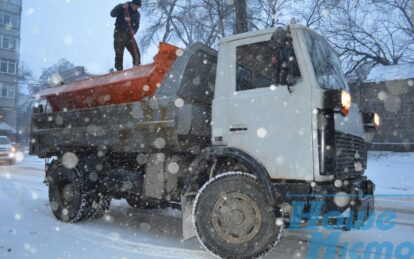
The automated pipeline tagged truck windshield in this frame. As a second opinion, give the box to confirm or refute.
[0,137,11,144]
[303,31,349,91]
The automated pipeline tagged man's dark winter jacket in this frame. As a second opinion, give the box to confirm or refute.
[110,3,140,34]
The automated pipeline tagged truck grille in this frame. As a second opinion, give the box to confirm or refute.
[335,132,367,177]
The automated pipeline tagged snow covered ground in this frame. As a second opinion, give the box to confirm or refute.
[0,152,413,259]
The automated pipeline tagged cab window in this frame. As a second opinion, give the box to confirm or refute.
[236,36,301,91]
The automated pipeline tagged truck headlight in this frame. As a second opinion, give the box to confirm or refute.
[363,112,380,130]
[373,112,380,129]
[340,90,351,116]
[323,89,352,117]
[10,146,16,153]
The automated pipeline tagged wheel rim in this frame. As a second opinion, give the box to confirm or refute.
[211,192,262,244]
[59,181,74,206]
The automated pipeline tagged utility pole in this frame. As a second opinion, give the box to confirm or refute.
[234,0,248,34]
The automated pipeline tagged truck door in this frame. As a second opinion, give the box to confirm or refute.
[222,29,314,181]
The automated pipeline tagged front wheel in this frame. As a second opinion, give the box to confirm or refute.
[193,172,283,259]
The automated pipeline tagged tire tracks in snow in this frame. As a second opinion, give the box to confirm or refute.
[71,224,213,259]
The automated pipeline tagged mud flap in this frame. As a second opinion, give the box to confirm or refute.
[181,193,197,240]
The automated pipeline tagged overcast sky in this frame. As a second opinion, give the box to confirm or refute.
[21,0,157,77]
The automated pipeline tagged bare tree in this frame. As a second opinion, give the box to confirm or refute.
[140,0,234,48]
[373,0,413,36]
[32,59,76,94]
[140,0,413,80]
[235,0,248,33]
[292,0,330,30]
[198,0,234,45]
[249,0,292,29]
[322,0,414,77]
[16,62,36,144]
[139,0,179,49]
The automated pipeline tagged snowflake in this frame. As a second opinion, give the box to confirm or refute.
[175,49,184,57]
[64,35,74,46]
[174,98,184,108]
[62,152,79,169]
[257,128,268,138]
[167,162,180,174]
[153,137,166,149]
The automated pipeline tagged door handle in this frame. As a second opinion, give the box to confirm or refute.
[229,127,248,132]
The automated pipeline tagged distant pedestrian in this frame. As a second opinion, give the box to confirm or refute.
[110,0,141,71]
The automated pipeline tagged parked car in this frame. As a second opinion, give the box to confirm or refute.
[0,136,16,165]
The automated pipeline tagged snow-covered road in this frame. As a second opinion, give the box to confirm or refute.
[0,152,413,259]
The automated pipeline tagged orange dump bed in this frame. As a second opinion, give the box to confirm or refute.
[39,43,179,112]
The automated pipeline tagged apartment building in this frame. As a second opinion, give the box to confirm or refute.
[0,0,21,138]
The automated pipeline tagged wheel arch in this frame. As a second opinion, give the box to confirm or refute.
[183,146,276,206]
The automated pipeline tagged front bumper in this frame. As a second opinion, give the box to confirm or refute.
[287,178,375,230]
[0,152,16,162]
[316,178,375,229]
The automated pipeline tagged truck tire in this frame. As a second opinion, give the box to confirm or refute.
[193,172,283,259]
[90,193,111,219]
[48,164,110,222]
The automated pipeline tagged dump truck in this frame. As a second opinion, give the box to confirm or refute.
[30,24,378,258]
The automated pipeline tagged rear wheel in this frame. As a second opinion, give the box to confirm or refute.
[48,163,110,222]
[193,172,283,259]
[89,192,111,219]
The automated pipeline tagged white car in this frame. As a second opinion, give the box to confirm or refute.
[0,136,16,165]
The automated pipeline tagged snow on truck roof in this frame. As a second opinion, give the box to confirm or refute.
[365,63,414,83]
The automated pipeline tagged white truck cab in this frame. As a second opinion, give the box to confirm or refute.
[188,24,375,258]
[213,24,366,182]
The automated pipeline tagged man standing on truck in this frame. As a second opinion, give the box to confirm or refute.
[110,0,142,71]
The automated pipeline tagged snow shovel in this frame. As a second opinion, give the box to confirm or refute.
[124,4,140,66]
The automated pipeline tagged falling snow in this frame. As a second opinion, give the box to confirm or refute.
[7,2,414,258]
[62,152,79,169]
[175,49,184,57]
[174,98,184,108]
[63,35,74,46]
[153,137,166,149]
[0,153,413,258]
[256,128,268,138]
[167,162,180,174]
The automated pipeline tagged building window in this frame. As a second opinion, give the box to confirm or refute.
[0,58,17,74]
[1,0,21,5]
[0,34,18,51]
[0,11,19,28]
[0,82,15,98]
